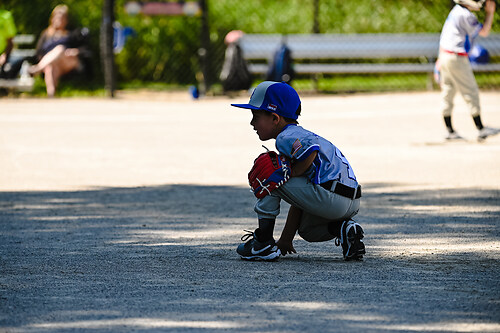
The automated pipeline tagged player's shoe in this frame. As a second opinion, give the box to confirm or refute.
[477,127,500,141]
[237,229,281,261]
[336,220,365,261]
[445,131,464,141]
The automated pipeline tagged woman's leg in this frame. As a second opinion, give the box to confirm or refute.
[43,65,57,97]
[40,48,80,96]
[29,45,66,75]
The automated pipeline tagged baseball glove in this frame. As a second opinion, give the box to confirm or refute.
[248,151,292,198]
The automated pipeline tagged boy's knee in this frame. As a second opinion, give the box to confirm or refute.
[297,229,316,242]
[254,195,281,219]
[298,226,334,243]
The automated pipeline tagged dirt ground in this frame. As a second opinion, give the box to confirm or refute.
[0,91,499,332]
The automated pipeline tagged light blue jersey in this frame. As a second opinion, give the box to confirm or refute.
[276,124,358,188]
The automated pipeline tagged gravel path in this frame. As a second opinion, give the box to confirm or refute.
[1,91,499,332]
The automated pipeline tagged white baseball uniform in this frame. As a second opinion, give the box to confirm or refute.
[439,4,483,118]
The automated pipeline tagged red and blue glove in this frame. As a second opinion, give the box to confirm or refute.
[248,151,292,199]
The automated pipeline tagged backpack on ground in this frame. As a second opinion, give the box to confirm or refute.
[266,43,295,84]
[220,42,252,92]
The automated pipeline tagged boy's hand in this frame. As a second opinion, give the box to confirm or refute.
[277,238,297,256]
[485,0,496,13]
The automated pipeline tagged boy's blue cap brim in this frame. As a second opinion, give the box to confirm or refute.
[230,103,260,110]
[230,81,301,120]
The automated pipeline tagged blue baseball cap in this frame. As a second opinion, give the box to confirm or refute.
[231,81,301,120]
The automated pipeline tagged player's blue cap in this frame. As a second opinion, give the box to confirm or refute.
[231,81,301,120]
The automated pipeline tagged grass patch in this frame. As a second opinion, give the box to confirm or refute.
[119,80,190,91]
[26,76,107,98]
[293,72,500,94]
[9,72,500,98]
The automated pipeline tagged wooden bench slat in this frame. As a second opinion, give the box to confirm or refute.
[241,33,500,59]
[248,63,435,74]
[0,78,35,91]
[471,63,500,71]
[12,34,36,45]
[295,63,435,74]
[0,34,36,92]
[241,33,442,59]
[11,49,36,58]
[241,33,500,77]
[248,62,500,75]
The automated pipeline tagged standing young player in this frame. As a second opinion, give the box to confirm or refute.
[438,0,498,141]
[231,81,365,261]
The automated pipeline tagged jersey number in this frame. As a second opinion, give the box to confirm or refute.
[335,148,356,181]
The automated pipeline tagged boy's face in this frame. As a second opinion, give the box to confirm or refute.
[250,110,278,141]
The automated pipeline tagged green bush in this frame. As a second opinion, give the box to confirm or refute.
[4,0,499,91]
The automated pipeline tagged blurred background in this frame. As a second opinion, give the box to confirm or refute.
[3,0,500,97]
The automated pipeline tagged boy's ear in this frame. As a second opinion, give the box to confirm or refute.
[271,112,281,122]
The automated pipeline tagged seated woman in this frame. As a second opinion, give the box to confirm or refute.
[29,5,88,97]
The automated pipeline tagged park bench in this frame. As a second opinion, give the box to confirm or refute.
[239,33,500,88]
[0,34,36,92]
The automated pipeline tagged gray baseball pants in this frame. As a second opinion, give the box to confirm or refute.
[254,177,361,242]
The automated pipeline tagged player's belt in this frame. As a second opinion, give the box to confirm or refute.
[441,49,468,57]
[320,180,362,199]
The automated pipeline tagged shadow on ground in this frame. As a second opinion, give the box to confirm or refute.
[1,184,499,332]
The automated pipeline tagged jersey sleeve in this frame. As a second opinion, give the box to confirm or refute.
[463,11,482,37]
[277,130,320,162]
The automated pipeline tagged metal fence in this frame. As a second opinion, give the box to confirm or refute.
[4,0,500,95]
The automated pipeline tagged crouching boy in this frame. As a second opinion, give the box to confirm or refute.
[231,81,365,261]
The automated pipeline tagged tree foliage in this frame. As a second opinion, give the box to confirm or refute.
[4,0,498,86]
